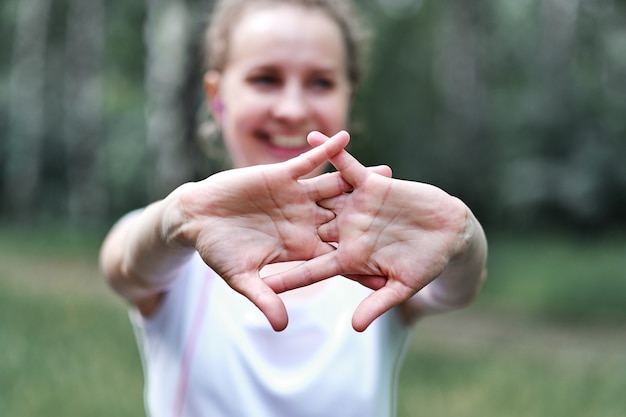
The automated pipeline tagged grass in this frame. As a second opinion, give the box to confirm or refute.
[1,225,625,416]
[398,310,626,417]
[477,231,626,323]
[0,226,144,416]
[396,230,626,417]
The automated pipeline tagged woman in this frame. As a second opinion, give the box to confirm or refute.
[100,1,487,416]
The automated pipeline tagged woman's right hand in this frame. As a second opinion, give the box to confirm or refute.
[158,131,354,330]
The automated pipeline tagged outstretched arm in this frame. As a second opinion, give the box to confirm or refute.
[265,131,487,331]
[100,131,353,331]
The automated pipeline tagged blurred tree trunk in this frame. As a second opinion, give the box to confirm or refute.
[62,0,107,225]
[4,0,51,219]
[144,0,192,199]
[144,0,216,200]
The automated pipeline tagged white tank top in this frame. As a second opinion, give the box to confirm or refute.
[131,253,412,417]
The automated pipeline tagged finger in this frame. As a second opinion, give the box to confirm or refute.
[351,283,414,332]
[371,165,393,178]
[317,219,338,243]
[308,130,368,187]
[302,164,390,201]
[301,171,353,201]
[342,274,388,291]
[317,193,347,209]
[326,149,371,189]
[307,130,331,147]
[308,131,393,180]
[308,240,340,259]
[264,252,341,294]
[287,131,350,179]
[314,204,336,226]
[316,194,348,242]
[273,239,336,263]
[230,274,290,331]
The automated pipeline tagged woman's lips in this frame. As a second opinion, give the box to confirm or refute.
[270,134,308,149]
[257,132,311,158]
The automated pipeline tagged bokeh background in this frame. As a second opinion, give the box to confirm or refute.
[1,0,625,416]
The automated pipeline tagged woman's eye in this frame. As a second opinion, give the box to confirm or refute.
[310,78,334,90]
[250,74,279,86]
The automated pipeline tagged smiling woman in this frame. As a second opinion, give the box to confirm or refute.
[98,1,487,416]
[203,2,353,169]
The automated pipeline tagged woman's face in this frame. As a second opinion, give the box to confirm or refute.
[205,4,352,170]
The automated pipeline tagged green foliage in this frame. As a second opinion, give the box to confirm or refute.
[480,231,626,323]
[1,0,625,230]
[353,0,626,231]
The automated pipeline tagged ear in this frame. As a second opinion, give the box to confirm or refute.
[204,70,223,122]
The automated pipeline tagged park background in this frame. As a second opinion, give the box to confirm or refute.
[1,0,625,415]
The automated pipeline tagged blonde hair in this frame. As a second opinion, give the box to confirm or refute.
[204,0,369,87]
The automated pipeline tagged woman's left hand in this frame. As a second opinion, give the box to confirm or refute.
[265,131,481,331]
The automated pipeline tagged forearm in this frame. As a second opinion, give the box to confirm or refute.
[99,188,195,303]
[409,207,488,316]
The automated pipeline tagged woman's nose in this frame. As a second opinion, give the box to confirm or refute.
[272,82,309,123]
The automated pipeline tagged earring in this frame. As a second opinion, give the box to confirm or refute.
[212,97,224,114]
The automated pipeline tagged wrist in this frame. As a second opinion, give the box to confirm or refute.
[424,205,487,309]
[448,201,483,263]
[456,206,487,267]
[159,182,198,249]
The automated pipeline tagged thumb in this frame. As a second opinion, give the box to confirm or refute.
[229,274,290,331]
[307,130,348,147]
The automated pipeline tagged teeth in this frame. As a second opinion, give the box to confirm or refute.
[270,135,307,149]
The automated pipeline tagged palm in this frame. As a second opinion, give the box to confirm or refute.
[177,132,351,331]
[265,132,468,331]
[324,176,466,328]
[196,165,336,279]
[327,177,451,275]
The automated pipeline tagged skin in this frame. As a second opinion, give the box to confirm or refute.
[102,133,357,331]
[204,5,351,172]
[266,131,487,332]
